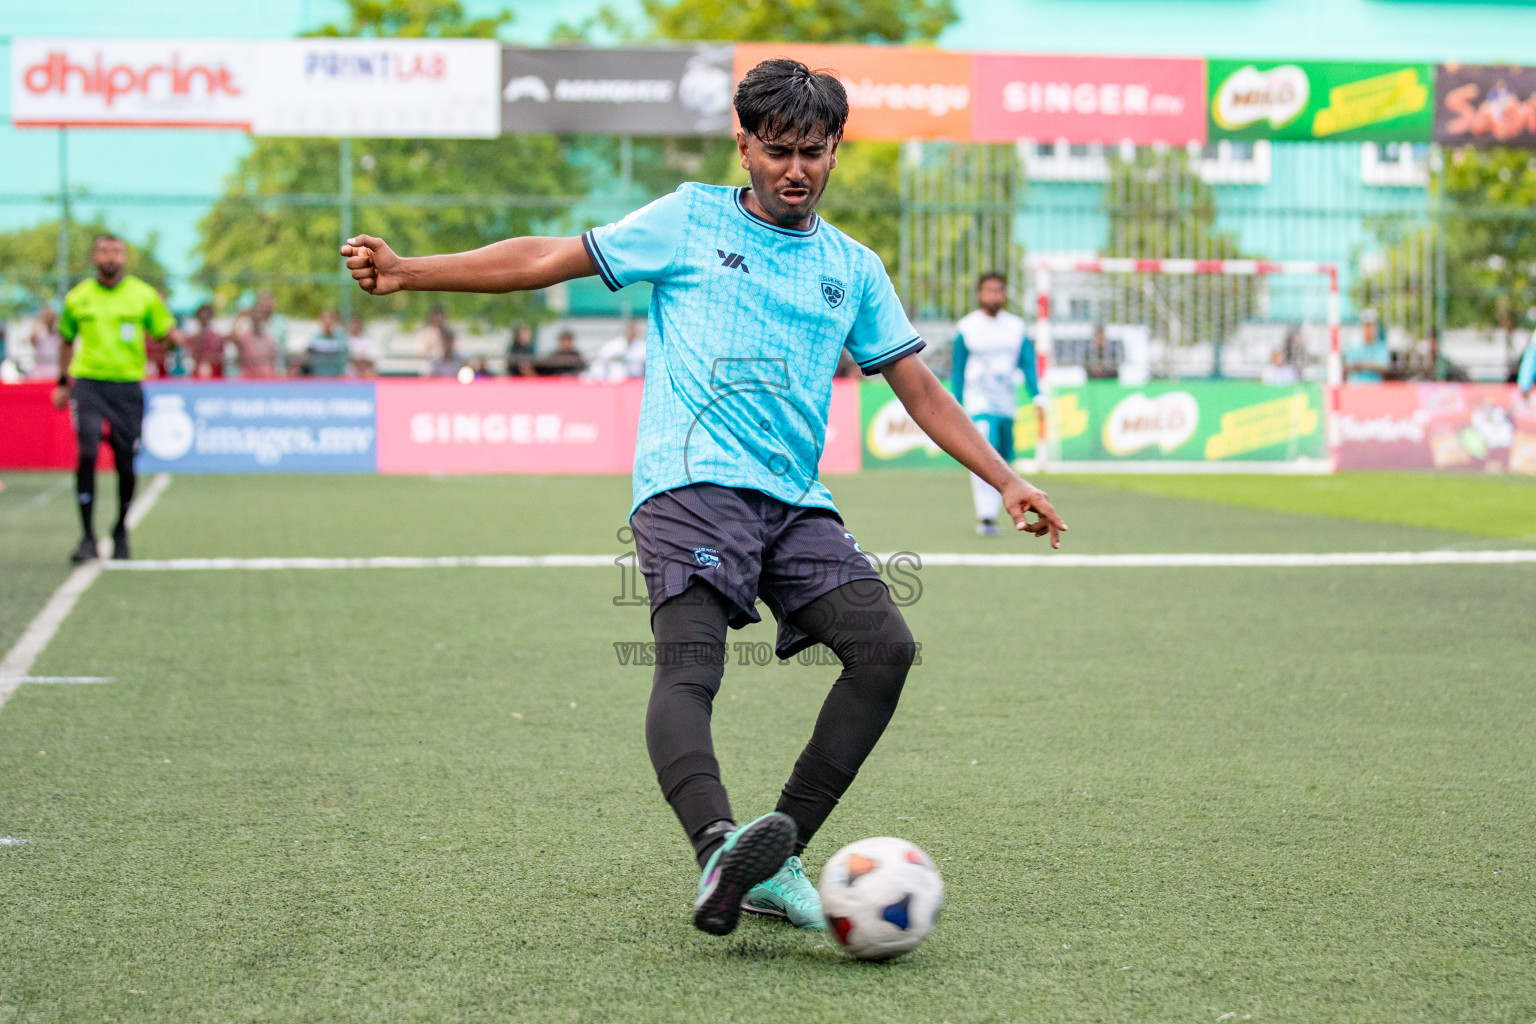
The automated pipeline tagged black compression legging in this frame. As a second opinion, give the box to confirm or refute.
[645,580,916,862]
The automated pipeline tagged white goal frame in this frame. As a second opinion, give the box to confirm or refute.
[1031,256,1342,474]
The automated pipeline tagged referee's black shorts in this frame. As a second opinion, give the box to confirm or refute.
[72,378,145,456]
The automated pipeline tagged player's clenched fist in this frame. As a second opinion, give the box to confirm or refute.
[339,235,405,295]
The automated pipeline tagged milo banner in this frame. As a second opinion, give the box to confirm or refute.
[1434,64,1536,148]
[862,380,1325,467]
[1208,59,1433,142]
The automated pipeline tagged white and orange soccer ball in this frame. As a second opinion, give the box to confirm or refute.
[818,837,944,960]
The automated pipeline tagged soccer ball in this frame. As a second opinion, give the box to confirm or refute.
[819,837,944,960]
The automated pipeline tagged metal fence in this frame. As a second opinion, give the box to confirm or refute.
[4,138,1533,377]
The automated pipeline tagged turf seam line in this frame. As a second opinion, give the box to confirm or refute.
[98,549,1536,571]
[0,473,170,712]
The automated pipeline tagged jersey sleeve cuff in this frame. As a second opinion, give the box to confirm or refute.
[581,230,623,292]
[859,336,926,375]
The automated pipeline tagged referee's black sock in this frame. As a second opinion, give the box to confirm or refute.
[112,448,137,535]
[75,454,96,540]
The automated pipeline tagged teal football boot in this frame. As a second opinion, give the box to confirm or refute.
[742,855,827,929]
[693,812,797,936]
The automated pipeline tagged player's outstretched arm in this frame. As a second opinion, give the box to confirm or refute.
[339,235,597,296]
[882,353,1067,547]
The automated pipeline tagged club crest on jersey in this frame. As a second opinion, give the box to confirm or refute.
[693,547,722,568]
[820,276,846,309]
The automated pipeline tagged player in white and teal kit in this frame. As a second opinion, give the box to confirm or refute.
[341,59,1066,940]
[951,272,1040,535]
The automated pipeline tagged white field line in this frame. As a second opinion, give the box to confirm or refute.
[12,676,116,684]
[0,473,170,711]
[102,549,1536,572]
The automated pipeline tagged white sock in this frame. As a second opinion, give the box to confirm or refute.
[971,473,1003,521]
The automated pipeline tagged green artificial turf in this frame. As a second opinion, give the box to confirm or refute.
[1058,470,1536,541]
[2,472,1533,1023]
[0,473,80,657]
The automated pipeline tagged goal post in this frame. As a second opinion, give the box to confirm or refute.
[1029,256,1342,474]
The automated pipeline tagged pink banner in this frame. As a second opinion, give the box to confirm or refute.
[376,378,637,475]
[1337,382,1536,473]
[375,378,862,476]
[972,53,1206,145]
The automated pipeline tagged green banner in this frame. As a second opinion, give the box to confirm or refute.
[861,380,1326,468]
[1208,59,1434,141]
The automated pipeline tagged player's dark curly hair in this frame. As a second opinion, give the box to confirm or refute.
[734,59,849,145]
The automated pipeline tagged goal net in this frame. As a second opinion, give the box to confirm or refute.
[1027,256,1341,473]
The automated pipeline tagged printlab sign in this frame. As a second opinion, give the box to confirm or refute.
[500,46,735,136]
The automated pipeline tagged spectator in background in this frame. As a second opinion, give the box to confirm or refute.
[185,304,226,379]
[252,292,288,354]
[301,308,349,378]
[1281,325,1308,370]
[232,304,280,378]
[1085,324,1119,380]
[347,316,379,378]
[1344,309,1390,382]
[1261,347,1299,386]
[1415,329,1467,382]
[533,329,586,377]
[29,306,63,381]
[143,289,176,378]
[506,322,537,377]
[468,356,492,379]
[586,319,646,381]
[417,304,450,362]
[427,327,466,378]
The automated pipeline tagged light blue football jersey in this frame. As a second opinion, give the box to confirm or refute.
[583,183,925,516]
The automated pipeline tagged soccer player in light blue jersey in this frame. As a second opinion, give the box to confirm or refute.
[342,59,1066,939]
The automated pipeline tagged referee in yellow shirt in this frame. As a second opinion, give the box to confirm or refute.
[52,235,181,562]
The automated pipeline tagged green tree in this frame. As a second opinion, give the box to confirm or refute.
[193,0,577,324]
[641,0,956,45]
[1357,147,1536,339]
[0,218,169,320]
[1100,148,1259,350]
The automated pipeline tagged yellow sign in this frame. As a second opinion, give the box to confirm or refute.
[1312,68,1428,137]
[1204,393,1319,460]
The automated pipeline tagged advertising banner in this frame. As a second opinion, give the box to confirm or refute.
[501,46,734,136]
[972,54,1206,145]
[11,38,255,129]
[252,39,500,138]
[135,382,377,473]
[375,379,638,475]
[376,378,861,476]
[733,43,973,141]
[862,380,1325,468]
[1337,383,1535,473]
[1434,64,1536,148]
[1208,59,1434,142]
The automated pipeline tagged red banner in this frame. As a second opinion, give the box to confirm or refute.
[1337,382,1536,474]
[0,382,115,470]
[374,378,862,476]
[972,53,1206,145]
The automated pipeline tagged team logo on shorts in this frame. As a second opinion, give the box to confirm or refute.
[693,547,722,568]
[820,276,846,309]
